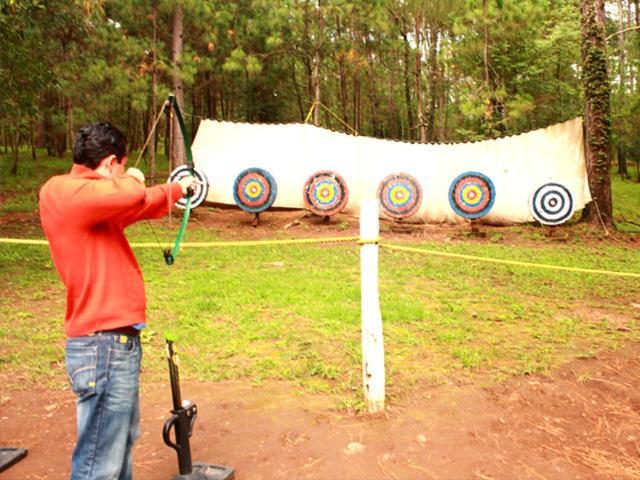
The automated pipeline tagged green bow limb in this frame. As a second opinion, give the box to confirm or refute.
[163,93,195,266]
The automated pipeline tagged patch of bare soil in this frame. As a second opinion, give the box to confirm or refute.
[2,344,639,480]
[2,205,638,248]
[187,206,640,248]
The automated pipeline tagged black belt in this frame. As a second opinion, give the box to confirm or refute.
[94,326,140,337]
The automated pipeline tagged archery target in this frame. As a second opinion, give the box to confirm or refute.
[377,173,423,219]
[233,168,278,213]
[529,183,575,225]
[448,171,496,219]
[167,165,209,209]
[303,170,349,216]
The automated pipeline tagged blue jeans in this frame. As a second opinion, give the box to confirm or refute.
[65,333,142,480]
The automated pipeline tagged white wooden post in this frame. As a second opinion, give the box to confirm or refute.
[360,199,385,413]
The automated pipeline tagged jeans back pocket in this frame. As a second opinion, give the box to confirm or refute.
[66,345,98,399]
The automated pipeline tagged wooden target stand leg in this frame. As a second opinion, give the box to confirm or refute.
[389,218,413,234]
[468,220,487,238]
[252,212,260,228]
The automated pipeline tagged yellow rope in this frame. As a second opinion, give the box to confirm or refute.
[133,236,359,248]
[318,102,359,136]
[302,101,359,135]
[133,101,169,168]
[2,237,638,278]
[380,243,640,279]
[0,236,359,248]
[303,103,315,124]
[0,238,48,245]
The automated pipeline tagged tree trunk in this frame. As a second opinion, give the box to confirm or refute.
[426,28,438,142]
[149,0,158,185]
[66,96,75,150]
[401,31,414,141]
[353,68,361,134]
[618,144,629,178]
[312,3,323,127]
[336,15,350,130]
[415,13,426,143]
[312,49,321,126]
[43,93,54,156]
[10,128,20,176]
[30,122,37,162]
[387,67,399,139]
[289,58,305,121]
[125,102,134,150]
[635,0,640,92]
[482,0,496,134]
[581,0,613,226]
[171,3,186,168]
[191,89,198,137]
[438,46,448,141]
[628,0,636,91]
[617,0,626,92]
[366,37,380,137]
[483,0,491,89]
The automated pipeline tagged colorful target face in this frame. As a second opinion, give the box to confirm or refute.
[167,165,209,209]
[377,173,423,219]
[303,170,349,216]
[448,171,496,219]
[233,168,277,213]
[529,183,574,225]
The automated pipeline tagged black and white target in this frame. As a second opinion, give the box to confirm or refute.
[529,183,574,225]
[167,165,209,209]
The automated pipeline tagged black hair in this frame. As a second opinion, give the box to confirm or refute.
[73,122,127,169]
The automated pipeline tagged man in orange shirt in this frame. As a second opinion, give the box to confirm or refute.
[40,122,195,479]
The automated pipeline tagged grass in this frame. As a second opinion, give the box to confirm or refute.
[1,150,639,407]
[612,173,640,233]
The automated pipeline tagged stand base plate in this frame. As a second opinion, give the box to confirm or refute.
[172,462,235,480]
[0,448,28,473]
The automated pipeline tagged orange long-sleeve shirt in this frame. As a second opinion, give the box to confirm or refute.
[39,164,184,337]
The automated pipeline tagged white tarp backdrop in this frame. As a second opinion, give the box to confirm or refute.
[191,117,591,225]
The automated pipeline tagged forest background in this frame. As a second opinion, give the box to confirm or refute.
[1,0,639,199]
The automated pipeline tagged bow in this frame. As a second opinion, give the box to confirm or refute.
[163,93,194,266]
[135,93,208,266]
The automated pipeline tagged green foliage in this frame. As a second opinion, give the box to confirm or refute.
[611,173,640,233]
[0,0,625,148]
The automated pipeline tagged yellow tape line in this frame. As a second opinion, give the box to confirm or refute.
[0,238,49,245]
[380,243,640,279]
[2,236,638,278]
[0,236,359,248]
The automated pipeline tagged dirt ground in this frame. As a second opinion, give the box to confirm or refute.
[3,203,639,246]
[1,208,640,479]
[1,345,639,480]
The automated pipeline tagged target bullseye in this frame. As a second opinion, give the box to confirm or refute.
[377,173,423,219]
[529,183,574,225]
[303,171,349,216]
[448,171,496,219]
[167,165,209,209]
[233,168,277,213]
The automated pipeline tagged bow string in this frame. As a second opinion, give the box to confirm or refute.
[135,92,204,266]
